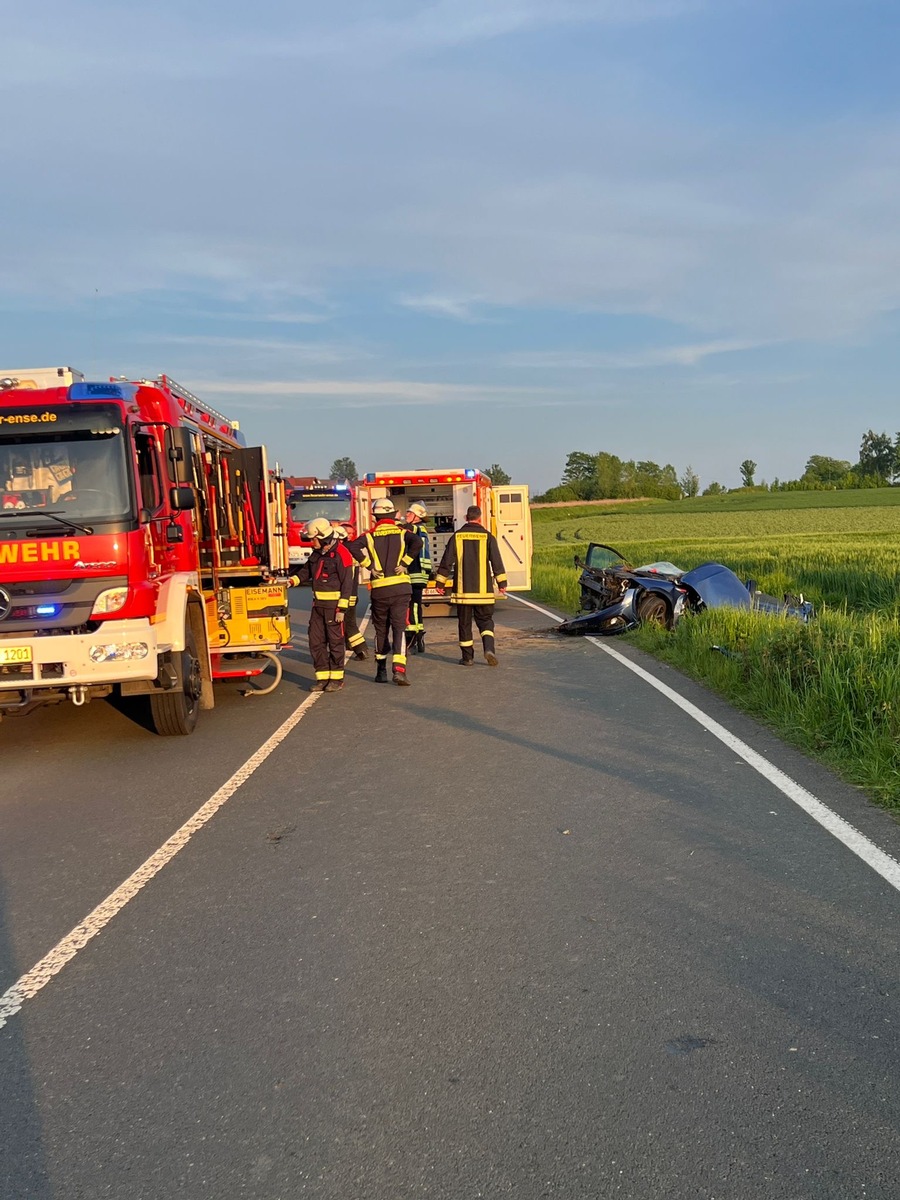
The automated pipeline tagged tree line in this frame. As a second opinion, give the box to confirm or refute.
[534,431,900,503]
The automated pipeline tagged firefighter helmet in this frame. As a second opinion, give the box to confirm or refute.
[306,517,334,541]
[372,497,396,516]
[407,501,427,519]
[332,524,349,540]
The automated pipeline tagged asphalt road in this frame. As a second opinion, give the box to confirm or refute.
[2,590,900,1199]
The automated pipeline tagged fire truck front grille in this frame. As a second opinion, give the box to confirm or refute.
[7,579,75,597]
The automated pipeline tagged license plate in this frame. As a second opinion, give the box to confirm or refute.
[423,588,443,598]
[0,645,32,665]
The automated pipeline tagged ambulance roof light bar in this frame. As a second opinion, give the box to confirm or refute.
[364,468,478,483]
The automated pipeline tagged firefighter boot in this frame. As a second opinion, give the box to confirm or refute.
[406,634,419,655]
[393,665,411,687]
[324,680,344,692]
[416,632,426,654]
[310,680,328,692]
[375,662,388,683]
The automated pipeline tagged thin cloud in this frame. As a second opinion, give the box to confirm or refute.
[146,335,352,362]
[262,0,710,63]
[3,1,709,85]
[192,377,574,409]
[397,293,492,322]
[503,339,772,370]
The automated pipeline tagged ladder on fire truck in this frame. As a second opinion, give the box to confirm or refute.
[141,375,241,440]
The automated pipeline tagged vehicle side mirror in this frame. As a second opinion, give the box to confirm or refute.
[166,427,194,484]
[574,555,583,567]
[169,484,196,511]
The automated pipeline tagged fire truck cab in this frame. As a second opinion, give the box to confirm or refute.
[286,480,356,569]
[0,367,293,735]
[355,468,531,610]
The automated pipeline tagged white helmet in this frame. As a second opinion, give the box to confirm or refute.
[372,497,396,516]
[407,501,427,520]
[306,517,334,541]
[332,524,349,540]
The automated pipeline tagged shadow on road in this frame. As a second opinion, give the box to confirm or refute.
[416,701,613,776]
[0,872,53,1198]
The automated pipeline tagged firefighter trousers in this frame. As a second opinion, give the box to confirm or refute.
[343,600,366,652]
[371,591,409,672]
[405,585,425,635]
[308,605,346,682]
[457,603,495,662]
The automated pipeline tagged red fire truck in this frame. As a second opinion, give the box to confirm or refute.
[0,366,293,734]
[355,468,532,611]
[286,479,357,569]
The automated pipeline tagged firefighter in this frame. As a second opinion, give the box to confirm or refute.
[435,504,508,666]
[402,500,431,655]
[351,497,422,686]
[332,523,368,660]
[295,516,355,692]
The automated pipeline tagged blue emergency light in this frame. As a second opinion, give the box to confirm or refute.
[69,382,136,402]
[35,604,60,617]
[465,468,476,478]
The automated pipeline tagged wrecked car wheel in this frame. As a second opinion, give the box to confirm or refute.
[637,593,670,629]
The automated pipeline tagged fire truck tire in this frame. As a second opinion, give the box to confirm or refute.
[149,626,202,736]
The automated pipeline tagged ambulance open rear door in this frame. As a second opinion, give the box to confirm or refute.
[492,485,532,591]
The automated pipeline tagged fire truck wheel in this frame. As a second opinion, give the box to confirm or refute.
[149,626,203,736]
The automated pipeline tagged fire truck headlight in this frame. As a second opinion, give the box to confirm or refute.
[91,587,129,616]
[89,642,149,663]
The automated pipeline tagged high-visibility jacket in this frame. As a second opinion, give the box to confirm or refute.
[404,519,432,585]
[296,541,355,609]
[435,521,508,604]
[350,520,422,598]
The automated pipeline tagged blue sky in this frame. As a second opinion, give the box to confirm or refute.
[3,0,900,492]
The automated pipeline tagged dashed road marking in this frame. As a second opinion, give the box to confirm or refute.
[508,593,900,895]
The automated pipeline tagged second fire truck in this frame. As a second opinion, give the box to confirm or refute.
[285,479,357,569]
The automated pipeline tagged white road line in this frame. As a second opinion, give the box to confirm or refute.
[509,593,900,894]
[0,619,370,1031]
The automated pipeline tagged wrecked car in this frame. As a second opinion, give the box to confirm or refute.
[557,543,814,636]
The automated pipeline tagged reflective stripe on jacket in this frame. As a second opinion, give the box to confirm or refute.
[351,520,422,594]
[406,520,432,585]
[435,522,508,604]
[297,542,356,608]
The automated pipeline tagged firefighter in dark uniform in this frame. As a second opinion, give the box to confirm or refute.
[351,497,422,686]
[402,501,431,655]
[331,524,368,660]
[295,517,355,692]
[435,504,508,666]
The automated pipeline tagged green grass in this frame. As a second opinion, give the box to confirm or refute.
[529,489,900,808]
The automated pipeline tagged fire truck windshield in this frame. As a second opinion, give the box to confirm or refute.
[289,494,353,525]
[0,404,131,522]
